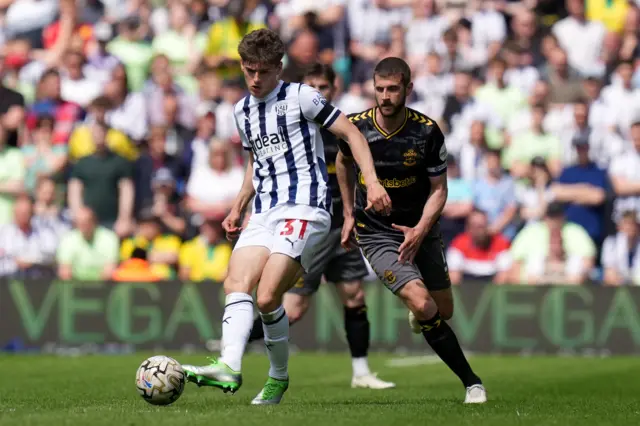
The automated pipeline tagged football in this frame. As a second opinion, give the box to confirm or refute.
[135,355,186,406]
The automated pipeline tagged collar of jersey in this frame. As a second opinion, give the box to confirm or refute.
[251,80,284,102]
[372,107,408,139]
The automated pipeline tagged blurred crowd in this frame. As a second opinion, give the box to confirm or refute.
[1,0,640,286]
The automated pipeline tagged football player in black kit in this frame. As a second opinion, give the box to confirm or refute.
[248,63,395,390]
[336,57,487,403]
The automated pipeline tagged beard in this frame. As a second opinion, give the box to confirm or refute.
[376,94,406,118]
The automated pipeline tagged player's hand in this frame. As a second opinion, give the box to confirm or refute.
[365,182,392,216]
[222,210,243,241]
[340,215,358,251]
[392,224,426,264]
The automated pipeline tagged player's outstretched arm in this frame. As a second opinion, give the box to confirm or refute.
[223,152,256,240]
[327,114,391,215]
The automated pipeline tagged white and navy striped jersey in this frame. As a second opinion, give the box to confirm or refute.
[233,81,340,214]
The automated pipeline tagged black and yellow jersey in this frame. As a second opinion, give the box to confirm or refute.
[338,107,447,234]
[321,127,344,229]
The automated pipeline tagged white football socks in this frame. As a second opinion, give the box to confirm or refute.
[352,357,371,377]
[260,305,289,380]
[219,292,254,372]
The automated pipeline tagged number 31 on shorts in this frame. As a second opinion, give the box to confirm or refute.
[279,219,308,240]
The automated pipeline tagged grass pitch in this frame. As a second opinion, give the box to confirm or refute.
[0,353,638,426]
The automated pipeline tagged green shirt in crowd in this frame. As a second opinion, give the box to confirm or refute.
[107,38,154,92]
[71,151,133,225]
[511,222,596,262]
[56,226,119,280]
[0,147,25,225]
[503,131,562,170]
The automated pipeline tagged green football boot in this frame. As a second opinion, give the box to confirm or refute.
[182,358,242,394]
[251,377,289,405]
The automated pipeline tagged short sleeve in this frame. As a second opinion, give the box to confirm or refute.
[298,84,340,128]
[609,156,627,178]
[118,157,134,179]
[565,224,596,258]
[233,108,252,151]
[601,236,616,268]
[496,251,513,272]
[510,226,533,261]
[120,238,134,261]
[179,242,193,268]
[424,123,447,176]
[102,231,120,264]
[446,247,465,272]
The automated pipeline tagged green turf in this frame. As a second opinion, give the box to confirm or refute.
[0,353,638,426]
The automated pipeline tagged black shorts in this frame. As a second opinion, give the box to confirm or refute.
[288,228,369,296]
[355,228,451,294]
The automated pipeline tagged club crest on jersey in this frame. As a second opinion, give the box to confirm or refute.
[274,101,288,116]
[403,149,417,167]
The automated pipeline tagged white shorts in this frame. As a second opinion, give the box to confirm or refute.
[234,203,331,272]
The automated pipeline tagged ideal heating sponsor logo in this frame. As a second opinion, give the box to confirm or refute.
[251,126,288,159]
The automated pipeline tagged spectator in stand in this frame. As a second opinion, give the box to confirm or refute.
[0,57,26,148]
[581,76,609,134]
[33,177,69,236]
[59,50,103,108]
[609,121,640,223]
[86,21,121,85]
[215,77,247,142]
[157,92,195,157]
[475,57,526,126]
[107,15,153,92]
[509,202,596,285]
[179,218,232,282]
[552,0,606,76]
[282,29,320,83]
[440,154,473,247]
[602,211,640,286]
[550,134,609,246]
[185,139,243,221]
[0,123,26,226]
[543,47,584,104]
[506,8,544,68]
[560,99,622,169]
[515,157,554,225]
[203,0,265,79]
[405,0,450,71]
[459,120,488,182]
[587,0,630,33]
[21,115,67,193]
[0,195,59,279]
[120,209,181,280]
[68,96,137,162]
[145,59,197,131]
[602,60,640,139]
[113,247,162,282]
[184,102,217,176]
[103,64,148,142]
[472,149,518,240]
[68,121,135,237]
[57,206,119,281]
[505,103,562,179]
[27,69,85,145]
[447,209,512,285]
[134,126,184,214]
[151,1,206,94]
[148,168,188,237]
[503,42,540,96]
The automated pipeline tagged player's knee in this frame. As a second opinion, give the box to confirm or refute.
[283,296,309,324]
[256,291,281,314]
[399,280,438,321]
[342,283,366,308]
[439,302,453,320]
[432,290,454,320]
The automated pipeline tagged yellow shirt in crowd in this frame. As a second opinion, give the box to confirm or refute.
[120,234,182,280]
[179,237,232,282]
[587,0,629,33]
[205,17,265,79]
[68,125,139,162]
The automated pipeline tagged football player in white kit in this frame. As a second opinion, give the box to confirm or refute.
[182,29,391,405]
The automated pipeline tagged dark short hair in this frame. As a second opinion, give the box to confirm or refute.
[238,29,285,66]
[131,247,148,260]
[40,68,60,82]
[303,63,336,85]
[374,57,411,87]
[621,210,638,221]
[546,202,565,218]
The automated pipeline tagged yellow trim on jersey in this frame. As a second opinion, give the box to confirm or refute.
[408,110,433,126]
[372,107,408,139]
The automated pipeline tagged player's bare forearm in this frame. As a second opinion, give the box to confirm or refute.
[336,151,356,216]
[231,155,256,214]
[416,173,448,236]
